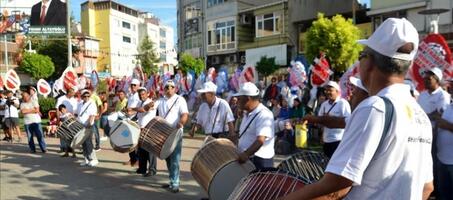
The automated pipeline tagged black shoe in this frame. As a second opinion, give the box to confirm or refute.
[30,150,36,153]
[42,150,47,153]
[136,169,146,175]
[170,187,179,193]
[2,137,9,141]
[161,184,171,189]
[143,171,156,177]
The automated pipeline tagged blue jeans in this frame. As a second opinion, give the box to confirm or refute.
[100,115,110,137]
[165,138,182,188]
[92,121,100,148]
[437,160,453,200]
[24,123,46,152]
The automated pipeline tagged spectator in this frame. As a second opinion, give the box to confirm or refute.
[20,90,47,153]
[4,90,21,142]
[264,77,279,102]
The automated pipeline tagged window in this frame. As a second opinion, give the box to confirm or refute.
[160,41,166,49]
[184,2,202,19]
[207,0,226,7]
[207,20,235,52]
[256,12,282,37]
[122,21,131,29]
[160,29,166,38]
[123,36,131,43]
[183,34,201,50]
[160,54,167,62]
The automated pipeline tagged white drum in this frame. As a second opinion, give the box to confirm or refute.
[109,120,141,153]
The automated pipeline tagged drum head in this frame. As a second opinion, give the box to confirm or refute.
[110,120,140,152]
[70,128,88,149]
[160,128,183,159]
[208,160,255,200]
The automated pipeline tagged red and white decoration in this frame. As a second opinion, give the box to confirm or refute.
[240,65,258,84]
[407,34,453,91]
[310,53,332,87]
[339,61,360,99]
[4,69,21,91]
[62,67,78,92]
[37,79,51,97]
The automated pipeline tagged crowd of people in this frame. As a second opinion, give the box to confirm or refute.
[0,18,452,199]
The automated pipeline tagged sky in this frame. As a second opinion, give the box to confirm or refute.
[70,0,178,39]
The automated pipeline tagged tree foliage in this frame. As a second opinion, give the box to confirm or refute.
[178,53,205,76]
[32,38,69,80]
[19,52,55,80]
[305,13,363,72]
[256,56,279,78]
[137,35,160,75]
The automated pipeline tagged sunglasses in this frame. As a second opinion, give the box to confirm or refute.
[165,86,174,90]
[82,95,90,98]
[131,84,137,87]
[359,51,371,60]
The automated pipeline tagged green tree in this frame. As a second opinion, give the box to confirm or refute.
[255,56,279,84]
[178,53,205,76]
[32,38,69,80]
[137,35,160,75]
[19,52,55,80]
[305,13,363,72]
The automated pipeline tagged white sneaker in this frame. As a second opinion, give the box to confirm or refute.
[88,159,99,167]
[80,159,89,166]
[100,137,108,142]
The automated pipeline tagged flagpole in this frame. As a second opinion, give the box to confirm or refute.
[67,0,72,68]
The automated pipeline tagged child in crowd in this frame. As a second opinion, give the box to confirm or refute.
[58,104,75,158]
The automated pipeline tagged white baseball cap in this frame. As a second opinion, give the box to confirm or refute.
[425,67,443,81]
[131,78,140,85]
[233,82,260,96]
[349,77,368,93]
[324,81,340,91]
[358,18,419,61]
[81,89,91,96]
[197,81,217,93]
[165,80,175,87]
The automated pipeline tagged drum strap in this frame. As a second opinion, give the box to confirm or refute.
[80,102,92,117]
[163,97,179,119]
[239,111,261,139]
[210,102,221,134]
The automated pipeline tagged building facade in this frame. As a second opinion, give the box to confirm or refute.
[72,36,100,76]
[81,0,140,77]
[177,0,205,59]
[367,0,453,48]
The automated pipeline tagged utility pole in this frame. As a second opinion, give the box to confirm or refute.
[67,0,72,68]
[3,34,8,72]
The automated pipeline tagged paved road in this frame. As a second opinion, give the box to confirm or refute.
[1,135,288,200]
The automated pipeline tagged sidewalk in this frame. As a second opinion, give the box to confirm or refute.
[0,137,206,200]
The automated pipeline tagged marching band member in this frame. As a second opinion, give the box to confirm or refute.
[135,87,157,177]
[55,88,78,155]
[156,80,189,193]
[234,82,275,170]
[189,81,235,141]
[124,78,141,167]
[283,18,433,200]
[77,90,99,167]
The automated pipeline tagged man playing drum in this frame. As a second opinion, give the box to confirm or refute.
[282,18,434,200]
[156,80,189,193]
[124,78,141,167]
[189,81,236,142]
[135,87,158,177]
[77,90,99,167]
[55,88,78,155]
[234,82,275,170]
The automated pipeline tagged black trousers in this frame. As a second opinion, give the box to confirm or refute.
[129,150,138,163]
[250,156,274,170]
[323,141,341,158]
[137,147,157,174]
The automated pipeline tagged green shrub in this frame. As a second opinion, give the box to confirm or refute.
[38,97,56,118]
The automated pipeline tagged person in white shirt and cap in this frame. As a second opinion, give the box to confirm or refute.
[189,81,236,141]
[303,81,351,158]
[283,18,434,200]
[77,89,99,167]
[123,78,141,167]
[234,82,275,170]
[418,67,450,121]
[156,80,189,193]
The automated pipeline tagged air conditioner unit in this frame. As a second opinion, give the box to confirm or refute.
[212,56,220,64]
[240,14,253,25]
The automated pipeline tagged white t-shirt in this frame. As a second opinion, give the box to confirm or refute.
[4,97,20,118]
[196,97,235,134]
[437,103,453,165]
[156,94,189,128]
[418,87,450,114]
[319,97,351,143]
[326,84,433,200]
[137,98,157,128]
[238,103,275,159]
[77,100,98,126]
[56,95,78,114]
[127,92,140,108]
[20,100,41,124]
